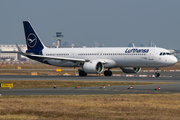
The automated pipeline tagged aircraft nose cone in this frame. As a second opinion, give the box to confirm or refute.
[171,56,178,65]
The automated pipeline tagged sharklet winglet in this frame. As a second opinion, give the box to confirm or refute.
[15,43,23,53]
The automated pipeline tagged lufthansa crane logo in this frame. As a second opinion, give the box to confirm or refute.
[27,33,37,48]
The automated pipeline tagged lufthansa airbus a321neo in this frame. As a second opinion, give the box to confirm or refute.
[16,21,178,77]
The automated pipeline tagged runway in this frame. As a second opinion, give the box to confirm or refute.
[1,83,180,96]
[0,71,180,96]
[0,71,180,82]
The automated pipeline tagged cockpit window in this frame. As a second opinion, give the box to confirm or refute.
[159,52,172,56]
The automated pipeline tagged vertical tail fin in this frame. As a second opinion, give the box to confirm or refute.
[23,21,46,50]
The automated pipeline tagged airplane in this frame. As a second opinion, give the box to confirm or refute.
[16,21,178,77]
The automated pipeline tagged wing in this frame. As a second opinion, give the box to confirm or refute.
[15,43,89,63]
[25,54,89,62]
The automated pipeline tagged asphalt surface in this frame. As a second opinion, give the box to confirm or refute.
[0,71,180,82]
[0,71,180,96]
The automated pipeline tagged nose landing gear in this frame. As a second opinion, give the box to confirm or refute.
[155,72,160,77]
[154,67,160,77]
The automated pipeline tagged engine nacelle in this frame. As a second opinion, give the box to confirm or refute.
[83,61,104,74]
[120,67,141,73]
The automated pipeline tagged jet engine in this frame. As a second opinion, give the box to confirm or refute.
[120,67,141,73]
[83,61,104,74]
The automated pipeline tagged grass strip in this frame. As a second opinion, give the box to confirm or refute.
[0,80,172,89]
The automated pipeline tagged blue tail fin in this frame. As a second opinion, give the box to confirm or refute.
[23,21,46,51]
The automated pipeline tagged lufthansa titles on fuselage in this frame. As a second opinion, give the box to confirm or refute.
[125,48,149,53]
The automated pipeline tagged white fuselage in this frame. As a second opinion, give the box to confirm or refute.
[41,47,177,68]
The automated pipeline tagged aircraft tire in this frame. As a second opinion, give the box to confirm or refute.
[104,70,112,76]
[155,72,160,77]
[79,70,87,76]
[104,71,108,76]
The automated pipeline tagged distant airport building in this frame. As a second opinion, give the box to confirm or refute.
[94,42,105,47]
[139,44,145,47]
[0,44,27,61]
[63,42,69,47]
[148,40,156,47]
[94,42,99,47]
[127,43,135,47]
[53,32,63,48]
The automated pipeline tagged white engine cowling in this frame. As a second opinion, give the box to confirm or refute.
[120,67,141,73]
[83,61,104,74]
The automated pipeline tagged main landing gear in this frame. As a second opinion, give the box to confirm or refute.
[154,67,160,77]
[79,70,87,76]
[104,69,112,76]
[78,69,113,77]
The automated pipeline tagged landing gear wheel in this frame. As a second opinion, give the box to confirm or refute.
[154,67,160,77]
[155,72,160,77]
[79,70,87,76]
[104,70,112,76]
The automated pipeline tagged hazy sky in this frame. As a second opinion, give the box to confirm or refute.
[0,0,180,49]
